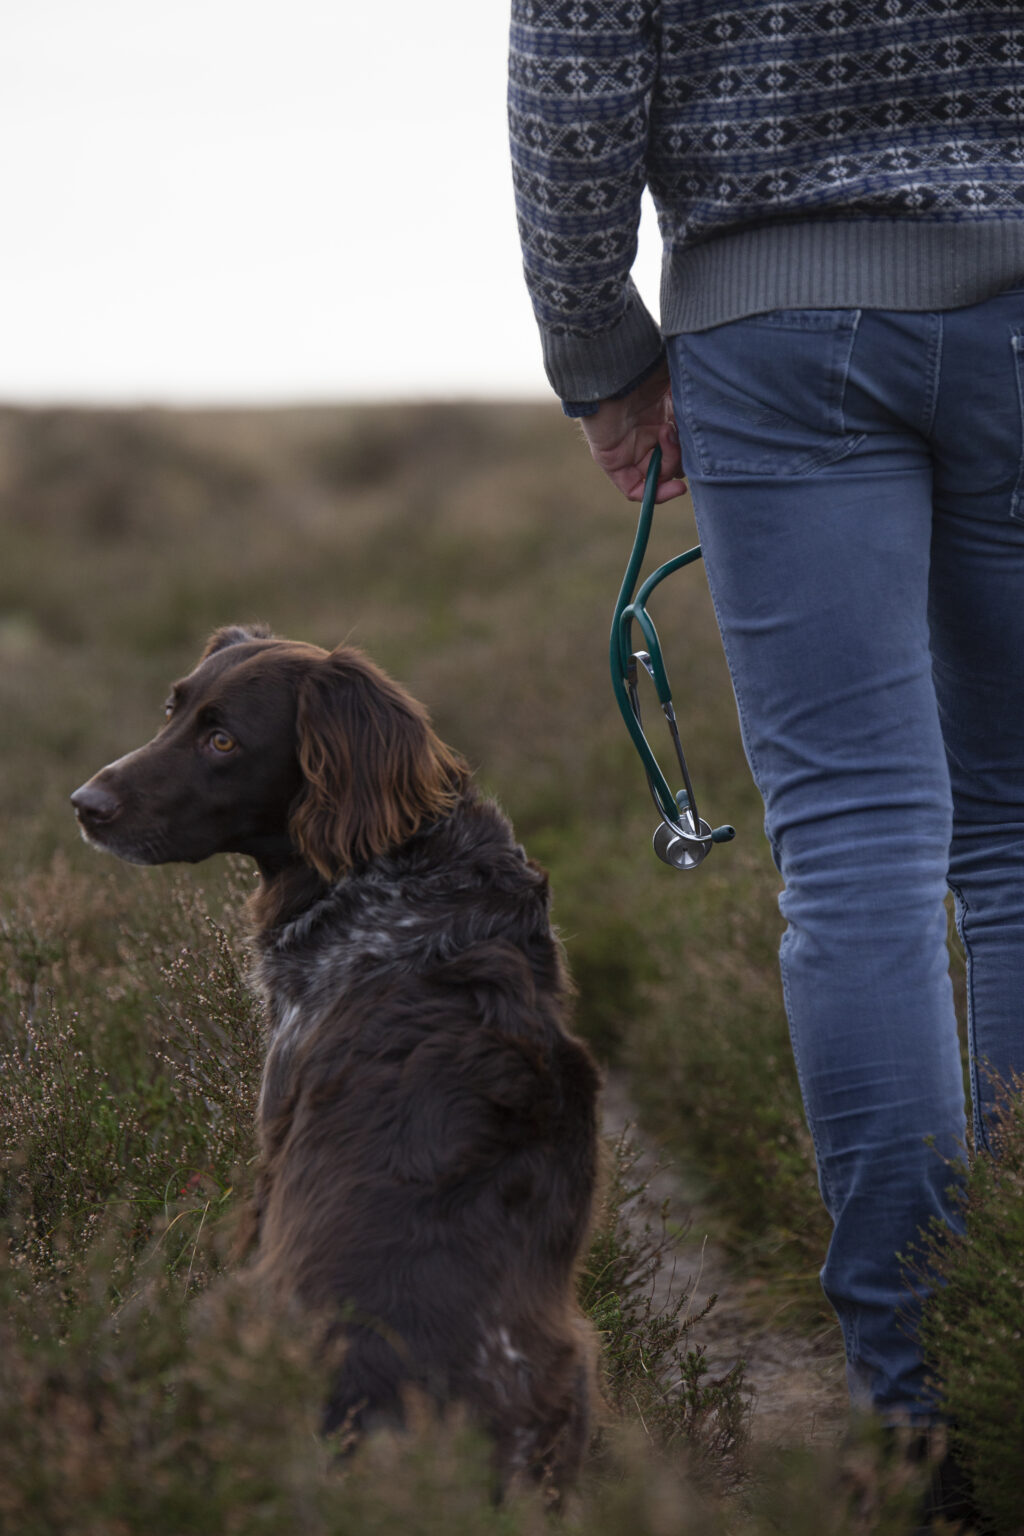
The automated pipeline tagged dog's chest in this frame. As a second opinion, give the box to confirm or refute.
[260,879,440,1017]
[254,878,449,1118]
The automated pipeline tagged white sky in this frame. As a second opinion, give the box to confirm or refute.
[0,0,662,404]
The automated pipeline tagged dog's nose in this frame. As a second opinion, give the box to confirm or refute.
[70,782,122,826]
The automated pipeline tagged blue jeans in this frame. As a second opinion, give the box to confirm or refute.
[666,292,1024,1419]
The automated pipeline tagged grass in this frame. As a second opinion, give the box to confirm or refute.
[0,399,1014,1530]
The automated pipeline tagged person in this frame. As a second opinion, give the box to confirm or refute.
[509,0,1024,1480]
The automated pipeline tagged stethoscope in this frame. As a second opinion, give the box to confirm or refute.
[610,445,735,870]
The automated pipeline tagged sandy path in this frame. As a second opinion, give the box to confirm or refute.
[602,1073,849,1449]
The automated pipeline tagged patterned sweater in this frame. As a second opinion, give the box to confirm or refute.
[508,0,1024,404]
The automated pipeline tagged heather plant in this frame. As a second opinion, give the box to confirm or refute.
[0,864,259,1288]
[0,1252,345,1536]
[919,1086,1024,1535]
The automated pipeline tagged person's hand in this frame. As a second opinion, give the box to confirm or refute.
[578,362,687,503]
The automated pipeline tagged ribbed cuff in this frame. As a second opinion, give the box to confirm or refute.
[561,351,668,417]
[539,279,664,404]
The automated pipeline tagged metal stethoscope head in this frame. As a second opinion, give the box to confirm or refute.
[610,445,735,871]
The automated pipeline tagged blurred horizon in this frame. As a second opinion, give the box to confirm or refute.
[1,0,661,407]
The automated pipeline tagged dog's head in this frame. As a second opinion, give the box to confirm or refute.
[71,625,469,879]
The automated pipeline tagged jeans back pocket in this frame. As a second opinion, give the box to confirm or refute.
[670,310,864,479]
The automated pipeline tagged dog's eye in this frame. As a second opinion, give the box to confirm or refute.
[207,730,237,754]
[164,699,175,719]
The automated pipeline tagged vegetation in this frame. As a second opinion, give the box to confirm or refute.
[918,1087,1024,1535]
[0,401,1014,1530]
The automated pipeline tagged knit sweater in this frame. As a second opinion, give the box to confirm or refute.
[508,0,1024,404]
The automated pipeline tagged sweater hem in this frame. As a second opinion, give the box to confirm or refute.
[661,218,1024,335]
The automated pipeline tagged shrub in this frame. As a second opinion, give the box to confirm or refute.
[919,1084,1024,1536]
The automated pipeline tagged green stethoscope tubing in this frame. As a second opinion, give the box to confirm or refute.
[610,444,735,858]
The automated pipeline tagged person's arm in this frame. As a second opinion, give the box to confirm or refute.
[508,0,682,500]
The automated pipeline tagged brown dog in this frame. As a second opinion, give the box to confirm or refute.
[71,625,600,1492]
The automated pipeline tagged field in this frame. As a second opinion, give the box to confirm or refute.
[1,401,1019,1532]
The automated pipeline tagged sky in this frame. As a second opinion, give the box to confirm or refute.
[1,0,662,404]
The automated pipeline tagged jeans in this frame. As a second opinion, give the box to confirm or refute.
[666,292,1024,1419]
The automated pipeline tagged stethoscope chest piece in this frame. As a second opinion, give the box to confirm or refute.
[653,815,713,871]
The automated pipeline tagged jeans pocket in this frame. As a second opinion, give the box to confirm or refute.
[1010,328,1024,523]
[670,310,864,478]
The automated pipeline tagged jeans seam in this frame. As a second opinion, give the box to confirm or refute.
[683,480,767,796]
[1010,327,1024,523]
[836,308,861,437]
[921,312,943,438]
[778,928,839,1218]
[677,358,713,476]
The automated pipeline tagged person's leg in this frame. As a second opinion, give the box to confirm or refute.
[928,291,1024,1145]
[667,310,967,1418]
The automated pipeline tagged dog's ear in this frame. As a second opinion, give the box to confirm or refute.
[199,623,274,662]
[289,648,470,880]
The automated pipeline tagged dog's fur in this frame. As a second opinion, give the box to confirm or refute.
[71,625,600,1491]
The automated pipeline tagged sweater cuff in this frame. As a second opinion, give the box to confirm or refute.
[561,351,668,418]
[540,281,663,407]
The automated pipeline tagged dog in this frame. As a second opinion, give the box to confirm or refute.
[71,624,600,1493]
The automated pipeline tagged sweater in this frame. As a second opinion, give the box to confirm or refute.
[508,0,1024,404]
